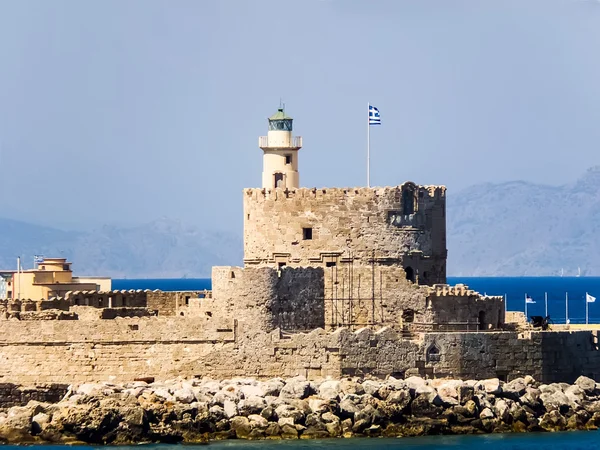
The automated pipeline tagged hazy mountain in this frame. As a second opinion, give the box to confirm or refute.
[0,218,242,278]
[3,167,600,277]
[447,166,600,276]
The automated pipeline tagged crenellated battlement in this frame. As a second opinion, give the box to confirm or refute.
[244,182,446,202]
[432,283,481,297]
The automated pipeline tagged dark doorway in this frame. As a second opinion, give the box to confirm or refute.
[274,173,284,188]
[478,311,486,331]
[405,266,415,282]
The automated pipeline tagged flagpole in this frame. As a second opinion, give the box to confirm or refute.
[17,256,20,301]
[524,293,528,320]
[367,102,370,188]
[545,292,548,317]
[566,292,569,325]
[586,292,589,325]
[504,293,507,313]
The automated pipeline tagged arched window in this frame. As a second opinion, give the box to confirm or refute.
[426,344,441,363]
[402,185,416,215]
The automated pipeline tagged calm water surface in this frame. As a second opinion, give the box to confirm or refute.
[7,433,600,449]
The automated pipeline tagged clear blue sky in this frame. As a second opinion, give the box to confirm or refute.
[1,0,599,233]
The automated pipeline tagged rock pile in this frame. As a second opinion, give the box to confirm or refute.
[1,375,600,444]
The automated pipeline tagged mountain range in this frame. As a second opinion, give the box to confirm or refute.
[2,167,600,277]
[447,166,600,276]
[0,218,242,278]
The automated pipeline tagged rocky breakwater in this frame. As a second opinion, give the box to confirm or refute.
[2,375,600,444]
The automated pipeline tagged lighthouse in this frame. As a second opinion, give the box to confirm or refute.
[258,108,302,189]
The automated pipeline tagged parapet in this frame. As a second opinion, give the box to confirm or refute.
[244,182,446,202]
[432,284,479,297]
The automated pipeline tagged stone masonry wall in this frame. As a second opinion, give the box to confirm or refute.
[0,317,597,384]
[212,266,325,333]
[0,315,597,384]
[323,264,428,329]
[243,184,446,284]
[338,328,600,383]
[428,285,505,331]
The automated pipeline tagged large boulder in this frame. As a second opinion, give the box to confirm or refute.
[458,385,475,405]
[318,380,341,401]
[238,396,267,416]
[223,400,237,418]
[575,376,597,395]
[173,388,195,404]
[274,404,304,424]
[539,410,566,431]
[240,384,265,399]
[339,379,365,396]
[362,380,381,396]
[501,378,527,400]
[540,391,571,413]
[338,396,361,419]
[474,378,502,395]
[279,378,313,400]
[230,416,251,439]
[404,376,428,393]
[386,389,411,410]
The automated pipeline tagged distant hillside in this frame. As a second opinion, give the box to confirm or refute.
[447,166,600,276]
[0,218,242,278]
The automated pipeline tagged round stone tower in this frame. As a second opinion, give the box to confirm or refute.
[259,108,302,189]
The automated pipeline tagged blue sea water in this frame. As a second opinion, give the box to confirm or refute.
[113,276,600,325]
[6,432,600,449]
[448,277,600,325]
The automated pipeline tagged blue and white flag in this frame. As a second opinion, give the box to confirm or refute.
[587,293,596,303]
[525,294,535,304]
[34,255,44,264]
[369,105,381,125]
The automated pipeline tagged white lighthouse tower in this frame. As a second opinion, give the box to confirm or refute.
[259,108,302,189]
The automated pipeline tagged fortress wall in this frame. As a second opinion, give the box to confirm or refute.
[212,266,277,335]
[146,291,209,316]
[336,329,600,383]
[0,383,69,408]
[0,298,71,315]
[429,288,505,331]
[323,265,429,329]
[272,267,325,331]
[212,266,326,333]
[67,291,148,308]
[243,184,446,283]
[0,318,236,384]
[417,331,600,382]
[0,316,596,383]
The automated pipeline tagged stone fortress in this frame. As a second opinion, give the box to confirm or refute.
[1,109,599,386]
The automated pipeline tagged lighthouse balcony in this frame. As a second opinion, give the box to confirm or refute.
[259,136,302,149]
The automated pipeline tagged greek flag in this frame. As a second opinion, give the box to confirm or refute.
[587,293,596,303]
[34,255,44,264]
[369,105,381,125]
[525,294,535,304]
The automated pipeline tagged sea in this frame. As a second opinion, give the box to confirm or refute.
[113,276,600,324]
[8,432,600,449]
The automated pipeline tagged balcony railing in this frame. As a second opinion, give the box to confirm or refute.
[259,136,302,149]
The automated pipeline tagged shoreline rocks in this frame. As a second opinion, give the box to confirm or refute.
[0,375,600,444]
